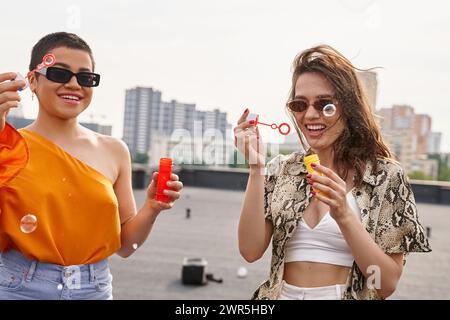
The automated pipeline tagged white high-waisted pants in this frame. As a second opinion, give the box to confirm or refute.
[278,280,346,300]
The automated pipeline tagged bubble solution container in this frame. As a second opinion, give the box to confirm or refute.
[304,154,323,195]
[156,158,173,203]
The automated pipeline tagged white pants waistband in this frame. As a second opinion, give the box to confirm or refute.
[279,280,346,300]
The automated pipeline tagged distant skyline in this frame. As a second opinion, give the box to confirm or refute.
[3,0,450,151]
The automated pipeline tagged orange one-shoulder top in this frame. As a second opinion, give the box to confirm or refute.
[0,123,121,266]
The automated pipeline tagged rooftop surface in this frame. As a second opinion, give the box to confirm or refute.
[109,187,449,300]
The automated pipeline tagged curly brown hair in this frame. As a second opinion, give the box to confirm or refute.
[287,45,392,186]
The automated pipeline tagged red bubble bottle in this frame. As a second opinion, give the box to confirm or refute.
[156,158,173,203]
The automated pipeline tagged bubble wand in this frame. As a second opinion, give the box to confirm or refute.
[14,54,56,91]
[247,113,291,135]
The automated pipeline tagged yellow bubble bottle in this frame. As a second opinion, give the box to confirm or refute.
[304,154,324,197]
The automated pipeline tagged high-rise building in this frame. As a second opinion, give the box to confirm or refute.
[195,109,227,135]
[150,100,196,166]
[427,132,442,154]
[391,105,415,130]
[357,71,378,111]
[123,87,230,165]
[382,128,415,173]
[380,106,439,156]
[123,87,162,157]
[415,114,432,155]
[161,100,196,134]
[377,104,442,177]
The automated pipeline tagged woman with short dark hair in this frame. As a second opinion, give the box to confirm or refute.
[0,32,183,299]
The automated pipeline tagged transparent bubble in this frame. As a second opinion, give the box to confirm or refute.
[57,284,63,290]
[323,104,337,117]
[237,267,248,278]
[132,243,138,250]
[20,214,38,233]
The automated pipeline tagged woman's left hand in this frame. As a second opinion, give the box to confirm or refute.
[307,163,352,223]
[146,172,183,211]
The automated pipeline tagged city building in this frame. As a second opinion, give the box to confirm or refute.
[383,128,415,173]
[414,114,432,155]
[161,100,196,135]
[427,132,442,154]
[123,87,231,166]
[377,104,442,178]
[195,109,228,134]
[357,71,378,111]
[123,87,162,158]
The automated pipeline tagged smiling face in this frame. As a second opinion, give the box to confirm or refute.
[30,47,94,120]
[291,72,346,154]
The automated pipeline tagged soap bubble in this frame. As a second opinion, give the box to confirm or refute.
[57,284,63,290]
[323,104,337,117]
[20,214,37,233]
[237,267,248,278]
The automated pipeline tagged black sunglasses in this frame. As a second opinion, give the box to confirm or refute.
[36,67,100,87]
[286,98,336,113]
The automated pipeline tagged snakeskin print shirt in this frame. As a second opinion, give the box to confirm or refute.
[252,151,432,300]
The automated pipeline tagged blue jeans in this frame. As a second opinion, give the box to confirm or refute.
[0,250,113,300]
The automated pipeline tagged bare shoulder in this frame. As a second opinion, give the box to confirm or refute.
[95,133,130,159]
[79,125,131,164]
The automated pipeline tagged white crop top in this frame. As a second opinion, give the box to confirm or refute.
[285,191,361,267]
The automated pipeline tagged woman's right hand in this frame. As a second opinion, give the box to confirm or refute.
[233,108,266,169]
[0,72,26,133]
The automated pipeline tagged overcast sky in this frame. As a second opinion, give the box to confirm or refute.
[2,0,450,151]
